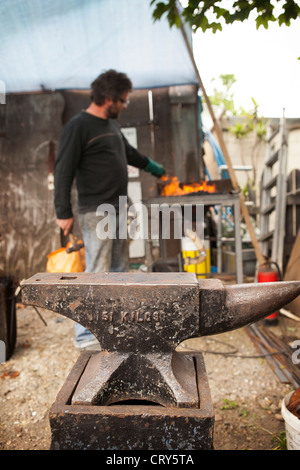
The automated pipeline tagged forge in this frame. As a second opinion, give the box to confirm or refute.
[144,177,243,283]
[21,272,300,450]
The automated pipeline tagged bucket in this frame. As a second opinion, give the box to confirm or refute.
[281,391,300,450]
[181,237,210,279]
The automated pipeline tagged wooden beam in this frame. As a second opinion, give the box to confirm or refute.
[178,17,265,266]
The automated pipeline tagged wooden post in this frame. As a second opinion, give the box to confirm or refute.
[179,18,265,266]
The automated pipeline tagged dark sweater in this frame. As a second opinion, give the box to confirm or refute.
[54,111,149,219]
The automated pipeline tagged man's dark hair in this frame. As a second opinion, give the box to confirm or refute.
[90,70,133,105]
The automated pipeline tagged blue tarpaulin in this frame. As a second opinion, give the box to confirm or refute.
[0,0,198,93]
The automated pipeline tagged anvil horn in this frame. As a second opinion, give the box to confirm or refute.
[199,279,300,336]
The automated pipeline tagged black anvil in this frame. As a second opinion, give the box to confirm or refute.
[21,272,300,409]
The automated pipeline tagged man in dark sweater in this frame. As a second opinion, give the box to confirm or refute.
[54,70,165,349]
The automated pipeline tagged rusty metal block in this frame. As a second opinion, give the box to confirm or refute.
[49,351,214,451]
[21,273,300,344]
[21,272,199,353]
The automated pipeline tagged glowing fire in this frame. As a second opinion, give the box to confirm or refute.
[160,176,216,196]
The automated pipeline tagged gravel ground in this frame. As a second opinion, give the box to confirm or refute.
[0,304,298,451]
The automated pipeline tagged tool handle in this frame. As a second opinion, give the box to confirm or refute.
[65,233,77,253]
[69,233,76,247]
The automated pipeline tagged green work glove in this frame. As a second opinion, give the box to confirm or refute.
[144,158,165,177]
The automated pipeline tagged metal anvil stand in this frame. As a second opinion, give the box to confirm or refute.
[21,272,300,451]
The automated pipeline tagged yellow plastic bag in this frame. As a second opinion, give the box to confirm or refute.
[46,239,85,273]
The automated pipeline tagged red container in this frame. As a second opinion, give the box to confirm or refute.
[257,265,279,322]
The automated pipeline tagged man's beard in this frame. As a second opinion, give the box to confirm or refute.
[106,104,120,119]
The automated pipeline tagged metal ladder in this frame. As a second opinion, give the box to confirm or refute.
[259,112,288,272]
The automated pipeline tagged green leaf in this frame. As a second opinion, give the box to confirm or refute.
[174,14,181,28]
[256,14,270,29]
[213,6,228,19]
[210,22,223,33]
[151,2,170,21]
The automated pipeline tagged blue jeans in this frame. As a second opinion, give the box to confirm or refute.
[75,210,129,345]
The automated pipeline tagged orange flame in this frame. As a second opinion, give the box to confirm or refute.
[160,176,216,196]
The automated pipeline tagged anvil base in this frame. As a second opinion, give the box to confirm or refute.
[49,351,214,450]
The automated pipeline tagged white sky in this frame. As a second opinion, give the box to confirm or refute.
[192,18,300,119]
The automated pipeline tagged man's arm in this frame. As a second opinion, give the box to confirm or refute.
[122,134,165,177]
[54,119,83,225]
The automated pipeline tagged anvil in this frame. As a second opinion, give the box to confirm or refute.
[21,272,300,409]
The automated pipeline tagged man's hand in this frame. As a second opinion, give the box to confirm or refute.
[144,158,165,177]
[56,217,74,236]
